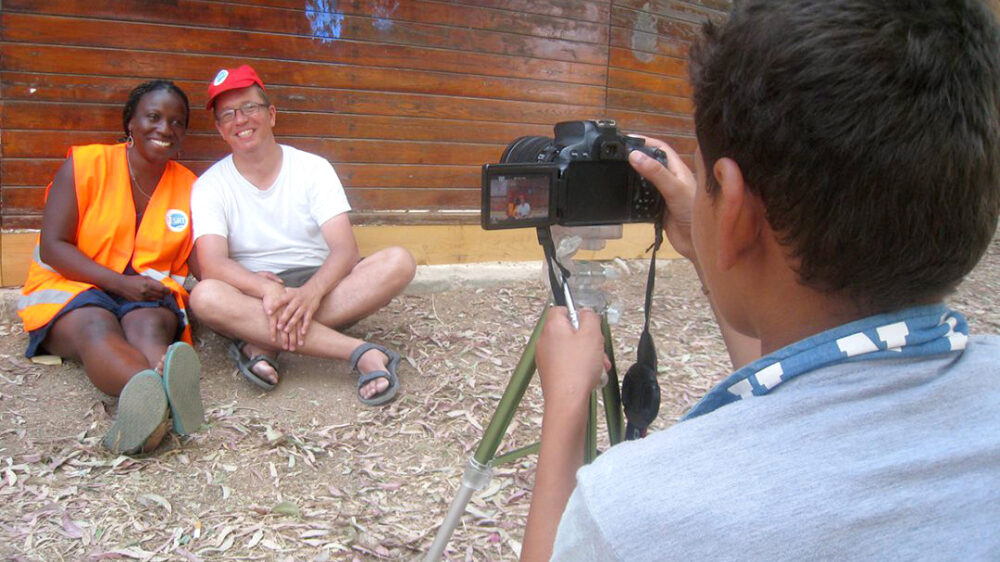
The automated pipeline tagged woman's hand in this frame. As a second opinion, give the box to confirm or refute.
[114,275,171,302]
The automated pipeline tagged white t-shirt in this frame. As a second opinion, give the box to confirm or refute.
[191,145,351,272]
[515,201,531,218]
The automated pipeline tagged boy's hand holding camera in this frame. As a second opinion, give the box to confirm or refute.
[627,137,697,260]
[535,136,698,395]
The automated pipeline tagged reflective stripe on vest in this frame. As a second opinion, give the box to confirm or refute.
[18,288,74,311]
[140,268,187,287]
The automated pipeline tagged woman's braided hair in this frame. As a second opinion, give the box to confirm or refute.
[121,80,190,141]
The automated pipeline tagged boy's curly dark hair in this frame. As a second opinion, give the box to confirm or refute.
[690,0,1000,313]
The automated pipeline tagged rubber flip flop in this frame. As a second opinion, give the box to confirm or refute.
[103,370,168,455]
[162,342,205,435]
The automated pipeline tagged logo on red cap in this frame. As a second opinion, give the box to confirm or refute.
[212,69,229,86]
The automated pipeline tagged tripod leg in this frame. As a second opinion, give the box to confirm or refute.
[425,312,547,561]
[600,316,624,445]
[584,391,599,463]
[424,457,492,562]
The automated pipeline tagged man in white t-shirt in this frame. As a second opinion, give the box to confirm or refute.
[189,65,415,406]
[514,197,531,219]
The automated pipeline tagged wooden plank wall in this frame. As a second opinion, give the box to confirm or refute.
[0,0,729,284]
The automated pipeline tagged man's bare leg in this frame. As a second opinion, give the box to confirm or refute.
[190,277,408,397]
[311,246,416,329]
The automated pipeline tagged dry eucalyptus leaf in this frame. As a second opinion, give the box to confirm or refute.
[271,501,300,518]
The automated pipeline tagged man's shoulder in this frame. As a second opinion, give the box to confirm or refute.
[193,155,235,189]
[280,144,329,166]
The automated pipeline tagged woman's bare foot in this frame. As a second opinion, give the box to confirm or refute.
[141,417,171,453]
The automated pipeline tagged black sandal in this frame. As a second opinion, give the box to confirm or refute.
[228,339,279,390]
[349,342,401,406]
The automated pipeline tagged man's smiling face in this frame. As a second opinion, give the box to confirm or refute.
[212,86,276,156]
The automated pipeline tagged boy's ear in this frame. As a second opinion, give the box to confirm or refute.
[713,157,764,271]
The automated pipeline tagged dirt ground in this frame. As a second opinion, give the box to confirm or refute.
[1,238,998,561]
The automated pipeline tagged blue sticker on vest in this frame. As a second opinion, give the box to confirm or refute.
[165,209,189,232]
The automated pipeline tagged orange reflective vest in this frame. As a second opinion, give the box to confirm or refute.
[18,143,196,344]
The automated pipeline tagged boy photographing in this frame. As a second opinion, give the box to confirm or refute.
[522,1,1000,560]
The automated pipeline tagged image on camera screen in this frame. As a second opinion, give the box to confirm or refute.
[486,172,551,227]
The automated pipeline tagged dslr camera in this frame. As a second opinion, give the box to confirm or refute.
[481,120,666,230]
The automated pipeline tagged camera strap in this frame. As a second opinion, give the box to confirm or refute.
[537,227,571,307]
[622,218,664,440]
[538,221,665,441]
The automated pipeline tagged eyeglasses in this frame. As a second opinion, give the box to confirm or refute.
[215,102,267,124]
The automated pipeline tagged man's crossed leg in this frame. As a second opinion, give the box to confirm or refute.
[190,246,415,402]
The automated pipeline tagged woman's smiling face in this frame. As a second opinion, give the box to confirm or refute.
[127,89,188,163]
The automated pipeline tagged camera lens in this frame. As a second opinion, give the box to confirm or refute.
[500,136,557,164]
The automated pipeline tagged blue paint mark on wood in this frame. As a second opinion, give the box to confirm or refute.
[305,0,344,43]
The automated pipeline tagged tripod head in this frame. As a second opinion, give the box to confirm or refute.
[535,223,663,440]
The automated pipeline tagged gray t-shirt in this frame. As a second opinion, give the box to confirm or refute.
[553,335,1000,561]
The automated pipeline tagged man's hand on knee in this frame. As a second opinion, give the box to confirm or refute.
[276,284,325,347]
[261,285,294,348]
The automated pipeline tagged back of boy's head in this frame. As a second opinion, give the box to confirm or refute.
[690,0,1000,313]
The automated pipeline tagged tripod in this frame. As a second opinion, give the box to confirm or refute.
[423,309,625,560]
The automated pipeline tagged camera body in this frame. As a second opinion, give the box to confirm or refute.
[481,120,666,230]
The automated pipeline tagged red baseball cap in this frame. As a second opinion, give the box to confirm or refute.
[205,65,266,109]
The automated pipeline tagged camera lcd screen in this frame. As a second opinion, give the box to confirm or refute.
[560,162,633,226]
[481,165,555,230]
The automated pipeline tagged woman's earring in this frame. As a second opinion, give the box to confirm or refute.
[126,133,134,148]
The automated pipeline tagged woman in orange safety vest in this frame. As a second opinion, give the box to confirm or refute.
[17,81,205,455]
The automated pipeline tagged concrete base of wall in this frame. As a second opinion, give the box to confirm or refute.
[1,223,677,287]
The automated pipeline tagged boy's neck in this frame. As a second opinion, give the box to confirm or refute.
[725,233,873,357]
[753,286,869,356]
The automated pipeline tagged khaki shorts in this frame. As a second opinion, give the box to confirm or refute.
[276,265,320,288]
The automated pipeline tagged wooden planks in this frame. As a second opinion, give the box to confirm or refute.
[1,0,727,234]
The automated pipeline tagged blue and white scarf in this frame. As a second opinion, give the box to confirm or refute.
[683,304,968,421]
